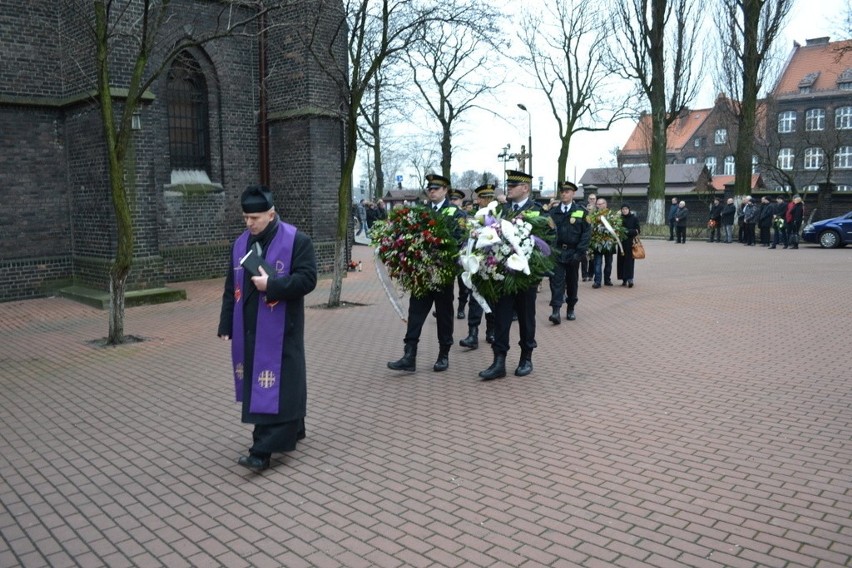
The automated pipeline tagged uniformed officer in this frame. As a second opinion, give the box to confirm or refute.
[459,183,497,350]
[479,171,542,381]
[449,188,470,320]
[387,174,466,373]
[547,181,591,324]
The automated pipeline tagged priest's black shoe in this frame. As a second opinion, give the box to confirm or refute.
[479,354,507,381]
[565,310,576,321]
[548,308,561,325]
[238,454,270,472]
[515,353,533,377]
[387,344,417,372]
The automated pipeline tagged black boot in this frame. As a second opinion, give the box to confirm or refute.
[387,343,417,372]
[485,320,495,344]
[515,351,533,377]
[459,326,479,349]
[479,353,507,381]
[548,307,561,325]
[433,345,450,372]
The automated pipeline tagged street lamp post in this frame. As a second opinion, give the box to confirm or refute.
[497,143,511,190]
[517,103,532,178]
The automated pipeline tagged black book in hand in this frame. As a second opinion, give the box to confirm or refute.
[239,248,276,277]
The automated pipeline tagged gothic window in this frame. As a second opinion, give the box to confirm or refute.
[167,52,209,171]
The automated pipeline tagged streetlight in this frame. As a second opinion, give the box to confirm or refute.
[497,143,511,190]
[517,103,532,177]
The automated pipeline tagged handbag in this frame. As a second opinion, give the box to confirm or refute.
[632,236,646,260]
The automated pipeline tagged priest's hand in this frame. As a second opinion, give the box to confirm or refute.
[251,266,269,291]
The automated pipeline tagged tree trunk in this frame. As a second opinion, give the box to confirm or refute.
[329,112,358,307]
[735,0,760,198]
[440,122,452,179]
[108,271,128,344]
[557,136,570,186]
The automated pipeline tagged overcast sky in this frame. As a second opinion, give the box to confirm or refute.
[360,0,849,195]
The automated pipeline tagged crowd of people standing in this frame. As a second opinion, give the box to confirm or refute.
[703,194,804,249]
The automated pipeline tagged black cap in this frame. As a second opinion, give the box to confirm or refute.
[559,181,578,192]
[425,174,450,189]
[505,170,532,185]
[621,202,632,210]
[475,183,496,199]
[241,185,274,213]
[449,189,465,201]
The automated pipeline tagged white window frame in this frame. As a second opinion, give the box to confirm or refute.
[804,147,824,170]
[836,106,852,130]
[777,111,796,133]
[685,156,697,164]
[723,155,735,175]
[777,148,794,170]
[714,129,727,144]
[805,108,826,131]
[834,146,852,169]
[705,156,717,175]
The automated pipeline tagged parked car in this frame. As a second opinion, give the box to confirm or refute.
[802,211,852,248]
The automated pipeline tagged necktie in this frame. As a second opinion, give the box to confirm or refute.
[513,204,519,212]
[563,206,568,214]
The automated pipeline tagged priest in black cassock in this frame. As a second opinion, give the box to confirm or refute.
[218,185,317,472]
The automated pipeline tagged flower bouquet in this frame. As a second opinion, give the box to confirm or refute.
[587,208,627,254]
[370,205,460,298]
[458,201,554,309]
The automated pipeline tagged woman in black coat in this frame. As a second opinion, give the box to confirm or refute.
[617,203,641,288]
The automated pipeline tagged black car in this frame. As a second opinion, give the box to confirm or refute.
[802,211,852,248]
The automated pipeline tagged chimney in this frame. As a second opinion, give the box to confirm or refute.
[806,37,830,46]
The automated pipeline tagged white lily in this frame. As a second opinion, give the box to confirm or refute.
[506,252,530,274]
[475,226,501,248]
[500,219,524,256]
[459,252,481,275]
[474,200,499,219]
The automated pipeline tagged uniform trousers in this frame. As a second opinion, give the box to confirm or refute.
[466,294,494,330]
[404,284,454,348]
[548,254,580,309]
[491,286,537,355]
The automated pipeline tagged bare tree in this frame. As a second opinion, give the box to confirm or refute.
[301,0,466,307]
[607,0,702,224]
[519,0,631,185]
[716,0,793,198]
[68,0,278,344]
[405,5,505,179]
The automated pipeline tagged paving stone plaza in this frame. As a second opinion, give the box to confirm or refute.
[1,238,850,567]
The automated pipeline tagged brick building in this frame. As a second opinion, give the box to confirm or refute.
[0,1,347,302]
[758,37,852,219]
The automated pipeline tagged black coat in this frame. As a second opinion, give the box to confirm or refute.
[218,221,318,425]
[758,203,774,228]
[675,206,689,227]
[548,202,591,263]
[721,204,736,225]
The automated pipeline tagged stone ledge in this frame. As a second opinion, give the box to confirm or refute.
[57,285,186,310]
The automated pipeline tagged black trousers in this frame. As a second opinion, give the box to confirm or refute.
[549,255,580,309]
[676,226,687,243]
[456,275,469,309]
[404,284,454,348]
[492,286,537,355]
[467,294,494,329]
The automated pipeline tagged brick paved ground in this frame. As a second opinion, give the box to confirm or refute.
[1,237,850,568]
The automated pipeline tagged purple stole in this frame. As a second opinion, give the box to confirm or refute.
[230,221,297,414]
